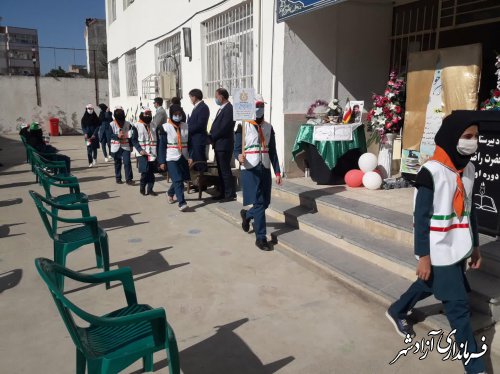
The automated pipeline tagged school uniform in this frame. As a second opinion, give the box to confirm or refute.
[388,110,486,374]
[158,120,190,207]
[109,120,134,183]
[132,121,158,194]
[234,120,281,242]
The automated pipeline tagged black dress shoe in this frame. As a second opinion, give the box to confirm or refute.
[140,188,146,196]
[148,190,158,196]
[219,196,236,203]
[255,238,271,251]
[116,180,123,184]
[126,180,134,186]
[212,195,224,201]
[240,209,250,232]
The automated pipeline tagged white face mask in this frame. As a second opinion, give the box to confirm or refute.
[172,115,182,122]
[457,138,478,155]
[87,109,93,114]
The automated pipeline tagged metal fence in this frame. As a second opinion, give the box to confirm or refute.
[202,1,253,96]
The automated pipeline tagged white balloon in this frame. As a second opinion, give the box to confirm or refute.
[358,153,378,172]
[363,171,383,190]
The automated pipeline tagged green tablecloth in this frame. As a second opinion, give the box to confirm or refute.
[292,124,367,170]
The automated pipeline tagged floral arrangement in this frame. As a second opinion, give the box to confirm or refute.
[480,55,500,111]
[367,71,406,145]
[306,99,330,118]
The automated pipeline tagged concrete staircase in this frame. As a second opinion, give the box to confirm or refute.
[208,179,500,357]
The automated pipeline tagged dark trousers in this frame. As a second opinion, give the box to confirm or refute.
[45,153,71,174]
[100,139,111,158]
[390,279,486,374]
[140,161,156,192]
[87,146,97,163]
[215,150,234,198]
[112,148,133,182]
[167,159,187,207]
[242,165,272,241]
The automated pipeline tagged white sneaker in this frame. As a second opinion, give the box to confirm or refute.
[92,160,97,166]
[104,157,108,162]
[179,204,188,211]
[89,163,93,168]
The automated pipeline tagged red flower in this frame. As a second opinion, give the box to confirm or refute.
[385,122,392,129]
[392,117,399,124]
[494,89,500,97]
[395,106,402,114]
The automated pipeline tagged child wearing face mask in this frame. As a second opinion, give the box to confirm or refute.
[234,94,283,251]
[386,111,487,374]
[157,104,190,211]
[132,108,158,196]
[81,104,101,167]
[109,107,134,185]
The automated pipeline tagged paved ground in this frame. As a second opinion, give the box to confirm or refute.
[0,134,485,373]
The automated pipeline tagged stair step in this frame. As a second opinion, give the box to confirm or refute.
[208,200,495,344]
[272,182,414,246]
[266,195,417,281]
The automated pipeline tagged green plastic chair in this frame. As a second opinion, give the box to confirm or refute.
[35,258,180,374]
[29,190,110,289]
[35,166,88,206]
[20,135,30,163]
[30,149,68,181]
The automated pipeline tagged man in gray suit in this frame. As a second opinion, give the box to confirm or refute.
[153,97,167,127]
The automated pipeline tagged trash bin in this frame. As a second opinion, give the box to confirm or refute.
[49,118,60,136]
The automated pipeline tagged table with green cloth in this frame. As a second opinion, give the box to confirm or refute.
[292,124,367,184]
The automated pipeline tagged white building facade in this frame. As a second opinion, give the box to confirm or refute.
[104,0,406,175]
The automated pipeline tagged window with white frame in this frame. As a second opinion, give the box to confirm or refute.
[156,33,182,97]
[110,59,120,97]
[202,1,253,96]
[125,50,138,96]
[108,0,117,24]
[123,0,134,10]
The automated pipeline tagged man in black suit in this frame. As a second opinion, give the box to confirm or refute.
[209,88,236,201]
[188,89,210,172]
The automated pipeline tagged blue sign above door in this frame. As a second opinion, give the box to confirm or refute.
[276,0,348,23]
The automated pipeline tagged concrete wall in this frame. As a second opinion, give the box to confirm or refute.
[281,1,393,176]
[0,76,109,134]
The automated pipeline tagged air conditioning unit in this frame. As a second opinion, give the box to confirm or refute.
[159,72,177,100]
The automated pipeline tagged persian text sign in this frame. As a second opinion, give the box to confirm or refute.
[233,88,256,121]
[313,124,361,142]
[277,0,348,23]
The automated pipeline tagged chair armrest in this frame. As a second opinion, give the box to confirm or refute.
[44,207,97,224]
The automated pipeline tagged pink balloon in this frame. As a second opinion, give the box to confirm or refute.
[345,169,364,187]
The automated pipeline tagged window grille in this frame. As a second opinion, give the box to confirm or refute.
[110,59,120,97]
[108,0,117,24]
[202,1,253,96]
[125,50,138,96]
[391,0,500,74]
[156,32,182,97]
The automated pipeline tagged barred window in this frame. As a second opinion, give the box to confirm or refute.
[391,0,500,74]
[108,0,117,24]
[110,59,120,97]
[156,33,182,96]
[202,1,253,96]
[125,50,138,96]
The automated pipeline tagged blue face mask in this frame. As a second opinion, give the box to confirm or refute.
[172,115,182,123]
[215,98,222,106]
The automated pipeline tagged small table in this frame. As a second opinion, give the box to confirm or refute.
[292,124,367,185]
